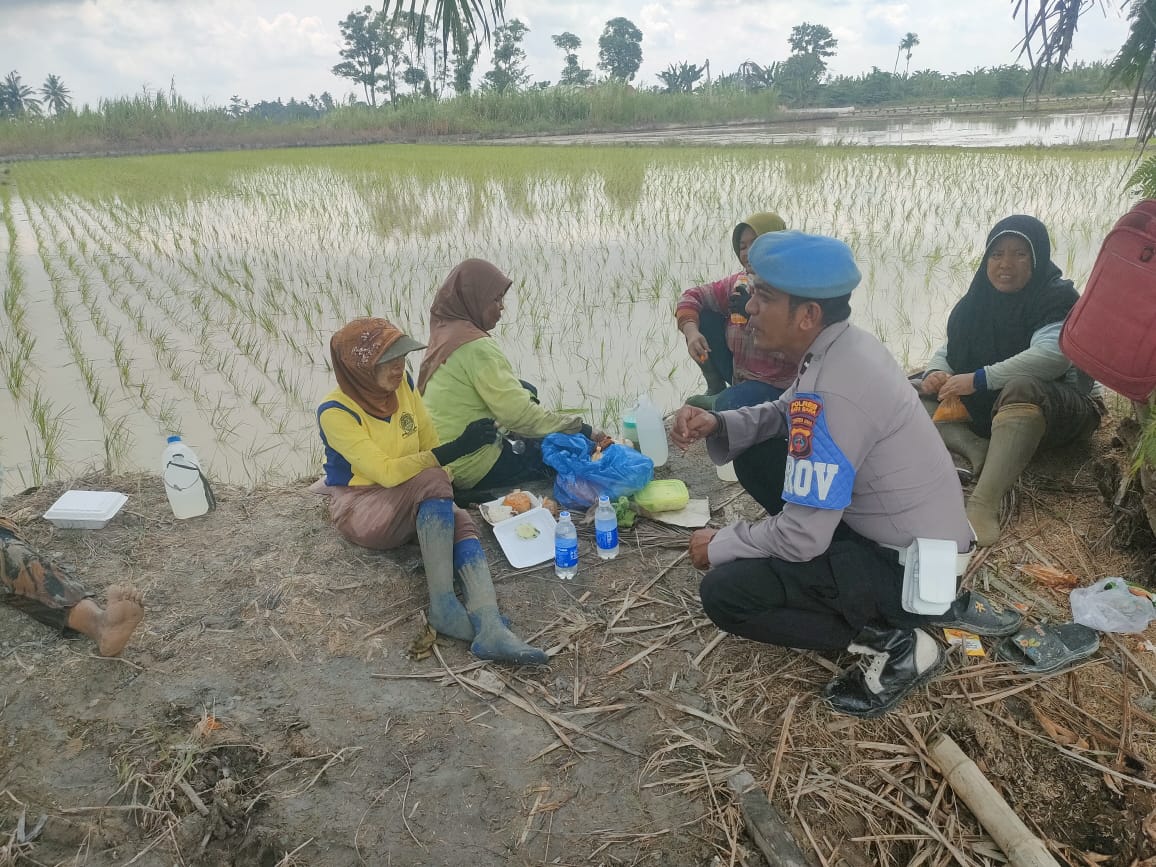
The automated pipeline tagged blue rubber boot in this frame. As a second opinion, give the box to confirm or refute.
[454,538,548,665]
[415,499,474,642]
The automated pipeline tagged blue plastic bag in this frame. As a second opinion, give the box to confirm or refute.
[541,433,654,509]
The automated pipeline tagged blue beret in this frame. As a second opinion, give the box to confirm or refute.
[747,231,861,299]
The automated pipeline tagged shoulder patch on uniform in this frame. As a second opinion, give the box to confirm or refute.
[788,396,821,459]
[781,392,855,510]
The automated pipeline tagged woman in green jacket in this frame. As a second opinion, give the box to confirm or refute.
[417,259,593,503]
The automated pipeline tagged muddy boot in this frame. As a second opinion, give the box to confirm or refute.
[454,538,548,665]
[415,499,475,642]
[936,422,990,477]
[823,626,944,718]
[966,403,1045,547]
[687,360,727,410]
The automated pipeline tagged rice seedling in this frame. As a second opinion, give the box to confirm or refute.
[1,144,1134,494]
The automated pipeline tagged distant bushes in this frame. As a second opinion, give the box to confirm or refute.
[0,83,779,158]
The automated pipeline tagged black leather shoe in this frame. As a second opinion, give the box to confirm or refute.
[823,626,945,718]
[930,590,1023,637]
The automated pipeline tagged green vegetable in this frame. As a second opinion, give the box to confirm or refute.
[614,496,636,529]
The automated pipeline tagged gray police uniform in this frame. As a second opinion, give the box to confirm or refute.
[700,320,975,651]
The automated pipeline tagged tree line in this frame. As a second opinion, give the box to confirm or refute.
[329,12,1113,109]
[0,12,1120,128]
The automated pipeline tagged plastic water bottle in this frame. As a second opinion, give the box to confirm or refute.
[161,435,215,519]
[633,395,669,467]
[554,511,578,579]
[594,495,619,560]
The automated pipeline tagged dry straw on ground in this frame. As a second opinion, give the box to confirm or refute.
[0,420,1154,865]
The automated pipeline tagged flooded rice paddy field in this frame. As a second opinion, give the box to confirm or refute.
[0,144,1135,495]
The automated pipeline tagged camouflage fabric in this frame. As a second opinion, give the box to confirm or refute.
[0,517,92,632]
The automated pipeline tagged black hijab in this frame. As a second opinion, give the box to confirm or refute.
[945,215,1078,374]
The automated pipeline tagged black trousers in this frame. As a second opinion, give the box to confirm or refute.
[733,437,788,516]
[454,380,553,506]
[698,310,734,385]
[699,524,933,651]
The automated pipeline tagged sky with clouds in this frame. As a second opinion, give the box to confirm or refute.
[0,0,1132,108]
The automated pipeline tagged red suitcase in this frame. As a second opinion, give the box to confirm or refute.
[1061,199,1156,401]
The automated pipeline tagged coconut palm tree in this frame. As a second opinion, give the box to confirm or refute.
[1017,0,1156,140]
[894,32,919,77]
[380,0,504,53]
[0,70,41,118]
[40,74,72,116]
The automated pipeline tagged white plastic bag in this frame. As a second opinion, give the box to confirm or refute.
[1070,577,1156,634]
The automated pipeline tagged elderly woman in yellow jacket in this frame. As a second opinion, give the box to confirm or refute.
[314,317,546,665]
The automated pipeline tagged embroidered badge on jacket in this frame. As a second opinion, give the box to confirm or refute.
[781,393,855,510]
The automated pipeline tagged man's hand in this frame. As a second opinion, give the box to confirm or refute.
[671,405,719,451]
[689,528,718,570]
[920,370,949,396]
[938,372,977,399]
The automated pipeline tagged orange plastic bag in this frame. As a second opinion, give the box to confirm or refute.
[932,396,971,423]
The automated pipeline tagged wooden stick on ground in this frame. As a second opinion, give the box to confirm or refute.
[928,733,1060,867]
[726,770,810,867]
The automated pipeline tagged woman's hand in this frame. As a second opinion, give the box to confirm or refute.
[938,373,977,399]
[671,405,719,451]
[920,370,949,396]
[431,418,498,465]
[682,324,710,364]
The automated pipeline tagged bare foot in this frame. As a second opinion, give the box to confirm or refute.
[96,586,144,656]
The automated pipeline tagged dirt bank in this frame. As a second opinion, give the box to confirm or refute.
[1,422,1154,866]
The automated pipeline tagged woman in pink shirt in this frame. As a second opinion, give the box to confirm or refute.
[675,212,798,411]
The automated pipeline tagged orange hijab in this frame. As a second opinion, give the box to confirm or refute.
[330,317,407,418]
[417,259,512,393]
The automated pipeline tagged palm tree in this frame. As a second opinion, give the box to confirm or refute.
[0,70,41,118]
[380,0,504,53]
[40,73,72,116]
[894,32,919,77]
[1017,0,1156,139]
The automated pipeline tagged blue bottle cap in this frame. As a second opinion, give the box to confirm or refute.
[167,435,182,443]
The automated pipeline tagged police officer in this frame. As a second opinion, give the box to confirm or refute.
[672,231,1011,718]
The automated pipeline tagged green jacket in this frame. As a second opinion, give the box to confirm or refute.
[423,337,583,488]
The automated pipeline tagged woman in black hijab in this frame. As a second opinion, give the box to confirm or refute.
[919,215,1103,546]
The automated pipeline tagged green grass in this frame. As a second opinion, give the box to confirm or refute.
[0,84,777,159]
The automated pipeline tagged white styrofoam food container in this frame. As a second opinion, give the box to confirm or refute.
[480,492,543,526]
[43,490,128,529]
[492,507,558,568]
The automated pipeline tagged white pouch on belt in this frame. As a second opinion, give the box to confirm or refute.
[900,538,958,615]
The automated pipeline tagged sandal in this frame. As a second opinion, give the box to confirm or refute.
[930,590,1023,637]
[996,622,1100,674]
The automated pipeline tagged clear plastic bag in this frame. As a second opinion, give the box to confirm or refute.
[1070,577,1156,634]
[541,433,654,509]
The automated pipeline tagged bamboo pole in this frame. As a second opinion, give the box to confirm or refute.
[928,734,1059,867]
[726,770,809,867]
